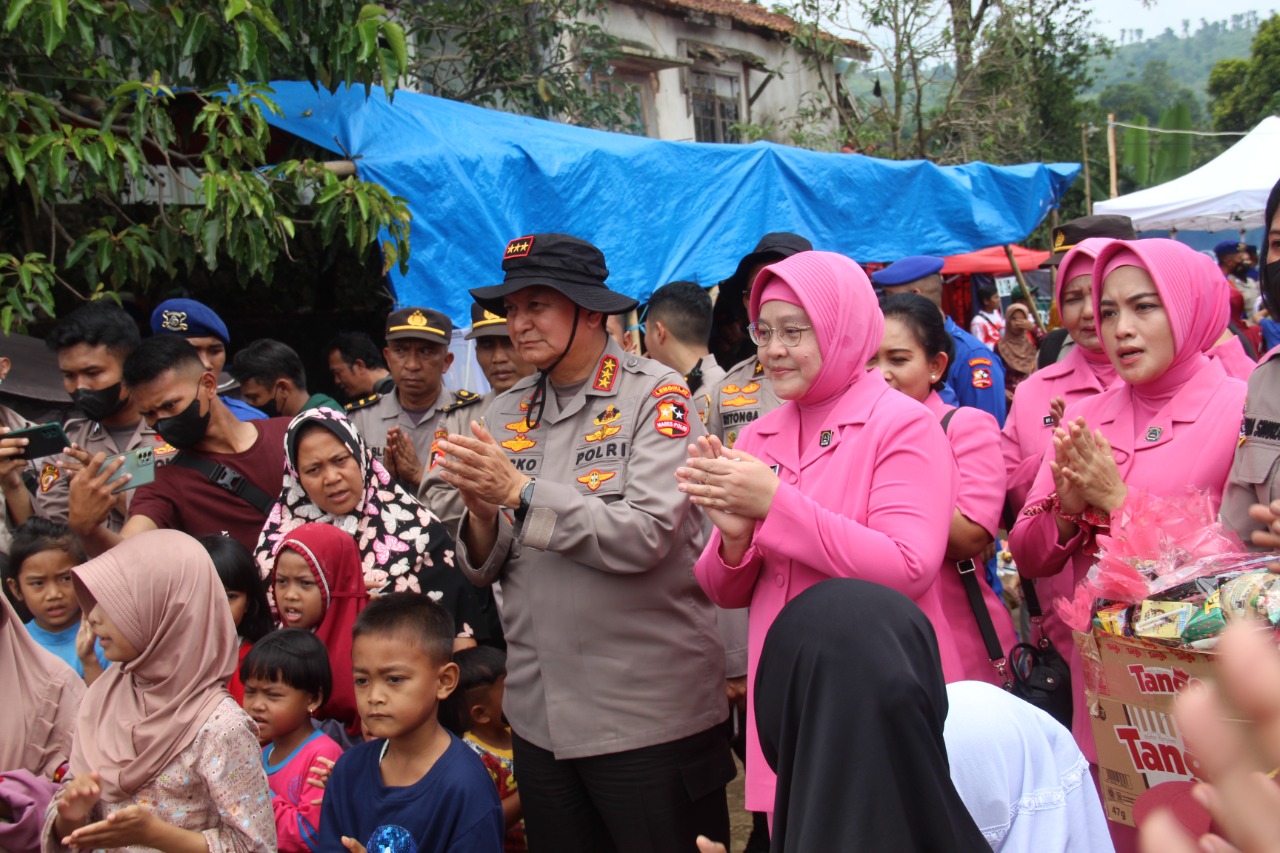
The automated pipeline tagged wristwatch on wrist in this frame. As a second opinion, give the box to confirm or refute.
[514,478,536,522]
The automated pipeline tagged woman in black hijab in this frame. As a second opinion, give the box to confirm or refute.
[754,578,989,853]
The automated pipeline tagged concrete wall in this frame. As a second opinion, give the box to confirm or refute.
[595,3,844,146]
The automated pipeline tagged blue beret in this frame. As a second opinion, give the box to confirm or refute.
[150,298,229,344]
[1214,240,1246,258]
[870,255,945,287]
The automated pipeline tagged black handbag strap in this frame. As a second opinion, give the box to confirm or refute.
[170,452,275,516]
[942,408,1010,686]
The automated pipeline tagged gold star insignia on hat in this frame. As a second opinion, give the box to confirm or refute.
[1053,231,1065,250]
[406,310,428,328]
[505,236,535,258]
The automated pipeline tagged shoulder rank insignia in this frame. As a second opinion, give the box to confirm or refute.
[441,389,483,413]
[593,355,619,392]
[753,360,764,377]
[344,392,381,411]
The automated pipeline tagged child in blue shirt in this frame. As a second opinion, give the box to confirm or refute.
[318,593,503,853]
[3,518,107,681]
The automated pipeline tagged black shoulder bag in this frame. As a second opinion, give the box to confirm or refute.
[169,453,276,516]
[942,408,1074,728]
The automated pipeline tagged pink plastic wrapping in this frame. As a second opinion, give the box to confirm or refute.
[1055,488,1263,632]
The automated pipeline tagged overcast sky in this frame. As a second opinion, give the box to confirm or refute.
[1087,0,1274,39]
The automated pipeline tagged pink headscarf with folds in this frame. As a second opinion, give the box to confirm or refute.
[70,530,237,802]
[1056,237,1119,385]
[0,593,84,777]
[1092,239,1226,374]
[749,251,884,407]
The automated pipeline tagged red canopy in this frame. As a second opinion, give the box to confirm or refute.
[942,245,1050,275]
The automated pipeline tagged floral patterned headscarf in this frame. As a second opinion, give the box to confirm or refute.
[253,407,455,595]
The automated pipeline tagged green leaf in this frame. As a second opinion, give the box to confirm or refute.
[41,10,64,55]
[50,0,67,29]
[3,0,34,32]
[64,236,91,268]
[236,19,258,71]
[24,132,57,162]
[383,22,407,76]
[356,18,378,62]
[170,3,184,27]
[357,4,387,22]
[225,0,248,22]
[181,12,209,56]
[4,143,25,184]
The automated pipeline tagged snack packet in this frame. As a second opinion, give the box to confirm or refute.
[1182,590,1226,643]
[1133,600,1195,642]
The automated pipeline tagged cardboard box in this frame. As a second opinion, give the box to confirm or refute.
[1077,629,1216,827]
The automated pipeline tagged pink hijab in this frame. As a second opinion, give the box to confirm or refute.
[70,530,237,802]
[1091,239,1227,437]
[1055,237,1117,385]
[749,251,884,407]
[0,593,84,777]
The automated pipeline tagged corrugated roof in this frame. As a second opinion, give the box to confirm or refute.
[625,0,867,52]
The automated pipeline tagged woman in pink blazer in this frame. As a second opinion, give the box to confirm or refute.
[873,292,1018,686]
[1009,237,1247,762]
[680,251,958,817]
[1001,237,1118,513]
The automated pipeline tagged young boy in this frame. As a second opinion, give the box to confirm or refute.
[318,594,504,853]
[455,647,525,852]
[242,628,344,853]
[4,518,106,681]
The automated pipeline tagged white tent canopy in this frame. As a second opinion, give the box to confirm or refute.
[1095,116,1280,232]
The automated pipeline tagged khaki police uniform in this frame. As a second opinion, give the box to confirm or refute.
[418,390,490,531]
[32,417,176,532]
[347,386,480,478]
[704,354,782,450]
[1223,351,1280,543]
[688,352,727,428]
[456,339,728,759]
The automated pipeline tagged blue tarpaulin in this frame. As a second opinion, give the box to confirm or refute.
[259,82,1079,324]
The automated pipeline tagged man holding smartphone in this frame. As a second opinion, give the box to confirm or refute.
[23,302,175,532]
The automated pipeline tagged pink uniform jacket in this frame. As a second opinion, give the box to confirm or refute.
[694,370,959,812]
[1001,345,1114,513]
[1009,356,1245,762]
[925,393,1019,686]
[1209,334,1258,382]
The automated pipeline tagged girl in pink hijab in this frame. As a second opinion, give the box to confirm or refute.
[1008,238,1246,851]
[1002,237,1118,513]
[682,250,959,818]
[42,530,274,853]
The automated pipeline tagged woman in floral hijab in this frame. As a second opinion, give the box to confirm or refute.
[253,407,484,643]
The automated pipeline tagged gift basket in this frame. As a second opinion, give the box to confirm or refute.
[1059,487,1279,650]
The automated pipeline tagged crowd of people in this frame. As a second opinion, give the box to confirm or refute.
[2,178,1280,853]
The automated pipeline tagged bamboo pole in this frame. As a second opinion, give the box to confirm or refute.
[1081,123,1093,215]
[1107,113,1118,199]
[1003,245,1045,333]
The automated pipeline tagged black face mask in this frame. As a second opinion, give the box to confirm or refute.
[154,396,210,450]
[70,383,126,422]
[1235,262,1255,279]
[1265,260,1280,312]
[255,396,280,419]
